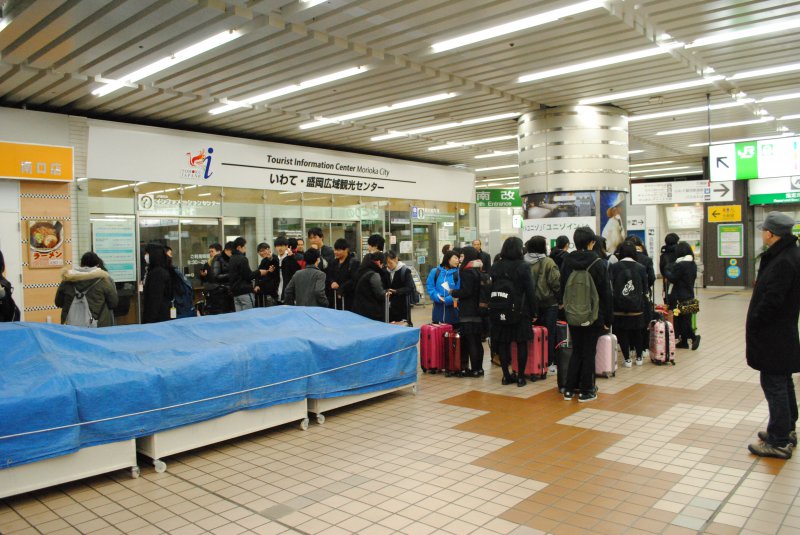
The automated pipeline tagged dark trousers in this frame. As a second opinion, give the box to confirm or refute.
[760,372,798,446]
[675,312,695,343]
[498,340,526,378]
[535,305,558,366]
[460,331,484,371]
[566,325,601,392]
[617,327,644,360]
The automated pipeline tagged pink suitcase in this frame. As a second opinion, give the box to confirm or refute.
[649,319,676,365]
[420,323,453,373]
[511,325,548,380]
[595,332,618,378]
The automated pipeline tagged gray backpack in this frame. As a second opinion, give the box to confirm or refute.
[66,280,101,328]
[563,258,601,327]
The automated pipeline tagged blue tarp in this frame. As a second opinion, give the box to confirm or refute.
[0,307,419,468]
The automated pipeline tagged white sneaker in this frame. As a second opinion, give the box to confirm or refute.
[549,364,557,374]
[642,349,649,359]
[635,357,643,366]
[624,359,632,368]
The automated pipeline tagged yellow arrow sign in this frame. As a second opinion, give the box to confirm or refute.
[708,205,741,223]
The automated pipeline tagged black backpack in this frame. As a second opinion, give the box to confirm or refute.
[488,270,522,325]
[612,262,644,313]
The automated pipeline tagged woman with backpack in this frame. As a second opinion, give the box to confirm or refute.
[490,237,537,387]
[55,252,118,327]
[426,250,460,325]
[524,236,561,372]
[0,249,20,322]
[142,243,173,324]
[610,243,648,366]
[663,241,701,350]
[450,247,485,376]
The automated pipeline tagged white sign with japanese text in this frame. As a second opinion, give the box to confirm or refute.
[87,120,474,203]
[522,217,595,248]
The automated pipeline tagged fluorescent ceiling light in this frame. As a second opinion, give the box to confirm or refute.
[688,132,796,147]
[300,0,328,7]
[642,171,702,178]
[629,161,675,168]
[299,92,456,129]
[480,176,519,183]
[76,177,88,182]
[431,0,604,53]
[758,92,800,103]
[578,76,724,105]
[656,117,773,136]
[730,62,800,80]
[628,149,645,154]
[518,44,682,83]
[198,193,212,197]
[475,150,517,159]
[628,100,753,122]
[475,164,518,172]
[429,135,517,151]
[780,114,800,121]
[210,66,368,115]
[371,112,520,141]
[93,31,241,97]
[0,18,10,33]
[630,166,692,174]
[686,18,800,48]
[101,184,131,193]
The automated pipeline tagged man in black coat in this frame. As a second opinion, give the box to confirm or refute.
[228,237,256,311]
[328,238,360,310]
[746,212,800,459]
[549,235,570,269]
[471,239,492,272]
[254,242,279,305]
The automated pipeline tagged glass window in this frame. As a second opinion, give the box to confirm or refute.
[266,190,302,244]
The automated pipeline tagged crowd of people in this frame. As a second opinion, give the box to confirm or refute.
[427,230,703,401]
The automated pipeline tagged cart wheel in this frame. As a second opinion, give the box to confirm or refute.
[411,385,418,395]
[130,466,141,479]
[153,460,167,473]
[316,414,325,425]
[300,418,310,431]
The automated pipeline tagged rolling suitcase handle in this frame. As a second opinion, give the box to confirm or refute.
[333,288,345,311]
[385,292,391,323]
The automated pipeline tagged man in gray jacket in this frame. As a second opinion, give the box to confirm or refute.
[283,248,328,307]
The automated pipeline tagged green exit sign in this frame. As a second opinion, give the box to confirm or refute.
[475,189,521,207]
[710,135,800,182]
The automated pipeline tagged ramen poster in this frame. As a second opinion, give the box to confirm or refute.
[28,220,65,268]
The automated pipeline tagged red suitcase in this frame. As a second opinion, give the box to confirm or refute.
[420,323,453,373]
[510,325,548,380]
[444,331,462,376]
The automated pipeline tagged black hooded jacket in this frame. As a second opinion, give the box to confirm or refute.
[143,245,173,324]
[549,248,568,269]
[353,261,386,322]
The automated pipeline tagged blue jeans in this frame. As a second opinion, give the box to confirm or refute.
[760,372,798,447]
[234,293,255,312]
[535,305,558,366]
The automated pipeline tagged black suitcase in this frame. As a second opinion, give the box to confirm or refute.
[556,340,572,394]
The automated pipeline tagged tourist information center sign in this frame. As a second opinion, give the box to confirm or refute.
[710,135,800,182]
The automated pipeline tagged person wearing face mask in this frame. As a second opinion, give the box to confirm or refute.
[426,250,461,326]
[142,243,173,323]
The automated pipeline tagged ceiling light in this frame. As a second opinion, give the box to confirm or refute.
[518,44,682,83]
[629,161,675,168]
[628,100,753,122]
[475,150,517,159]
[578,76,724,105]
[686,18,800,48]
[429,135,517,151]
[371,112,520,141]
[628,149,645,154]
[779,114,800,121]
[431,0,604,53]
[730,62,800,80]
[93,30,241,97]
[642,171,703,178]
[300,0,328,7]
[210,66,369,115]
[475,164,518,172]
[0,18,9,34]
[630,166,692,174]
[198,193,212,197]
[757,92,800,103]
[480,176,519,183]
[688,132,795,147]
[299,92,457,129]
[656,117,773,136]
[101,184,131,193]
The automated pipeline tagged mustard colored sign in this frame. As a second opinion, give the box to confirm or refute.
[0,141,74,181]
[708,205,741,223]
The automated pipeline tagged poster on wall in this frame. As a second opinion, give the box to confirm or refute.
[92,219,137,282]
[28,220,65,269]
[522,191,596,249]
[599,191,626,254]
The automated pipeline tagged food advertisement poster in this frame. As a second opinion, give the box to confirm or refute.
[29,220,65,268]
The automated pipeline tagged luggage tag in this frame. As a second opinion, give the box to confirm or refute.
[170,300,177,319]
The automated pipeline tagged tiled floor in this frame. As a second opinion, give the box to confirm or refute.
[2,287,799,535]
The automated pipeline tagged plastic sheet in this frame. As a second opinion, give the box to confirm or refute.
[0,307,418,468]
